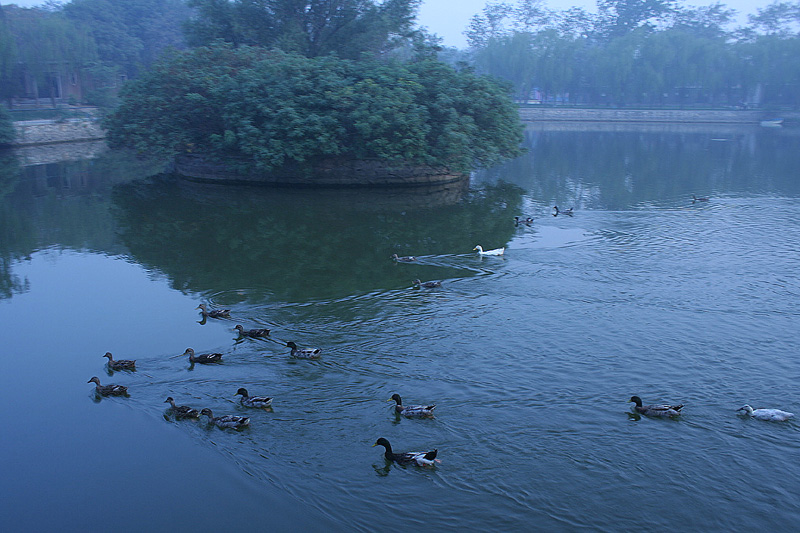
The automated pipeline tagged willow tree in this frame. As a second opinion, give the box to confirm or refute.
[2,5,97,105]
[0,6,20,103]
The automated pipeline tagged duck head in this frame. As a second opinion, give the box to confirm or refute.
[373,437,392,451]
[88,376,101,385]
[200,408,213,418]
[389,393,402,405]
[286,341,298,349]
[236,388,249,397]
[629,396,643,407]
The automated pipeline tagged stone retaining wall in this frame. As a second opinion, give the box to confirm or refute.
[11,140,108,167]
[518,108,796,124]
[174,154,467,188]
[12,118,106,145]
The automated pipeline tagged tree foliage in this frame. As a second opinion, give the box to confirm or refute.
[63,0,192,77]
[0,5,20,102]
[104,43,523,173]
[184,0,422,59]
[468,0,800,107]
[1,5,98,101]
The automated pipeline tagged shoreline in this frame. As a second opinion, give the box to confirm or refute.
[518,107,799,124]
[9,107,797,148]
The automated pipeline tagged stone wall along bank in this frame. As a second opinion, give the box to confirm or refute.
[12,118,106,146]
[518,108,800,124]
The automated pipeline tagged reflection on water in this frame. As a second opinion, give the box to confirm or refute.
[111,175,519,302]
[0,149,166,300]
[476,123,800,210]
[2,125,800,531]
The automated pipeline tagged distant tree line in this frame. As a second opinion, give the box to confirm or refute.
[466,0,800,107]
[0,0,191,106]
[3,0,798,110]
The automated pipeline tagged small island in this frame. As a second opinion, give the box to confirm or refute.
[104,43,525,187]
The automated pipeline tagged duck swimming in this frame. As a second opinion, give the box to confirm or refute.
[737,404,794,421]
[235,388,273,408]
[373,438,438,466]
[184,348,223,364]
[514,216,534,226]
[412,279,442,288]
[103,352,136,371]
[196,304,231,319]
[286,341,321,359]
[391,253,416,262]
[234,325,270,338]
[389,393,436,418]
[552,206,574,217]
[88,376,128,396]
[164,397,199,419]
[474,245,504,256]
[630,396,683,417]
[692,195,710,203]
[200,408,250,429]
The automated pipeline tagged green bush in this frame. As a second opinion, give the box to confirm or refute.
[105,44,524,175]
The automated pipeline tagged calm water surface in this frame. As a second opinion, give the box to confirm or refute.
[2,124,799,531]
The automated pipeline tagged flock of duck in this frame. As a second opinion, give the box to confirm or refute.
[88,198,793,467]
[87,303,331,429]
[87,303,448,464]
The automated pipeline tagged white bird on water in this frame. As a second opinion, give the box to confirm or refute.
[474,245,504,256]
[737,405,794,421]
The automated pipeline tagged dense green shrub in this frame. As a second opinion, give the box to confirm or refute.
[104,44,524,174]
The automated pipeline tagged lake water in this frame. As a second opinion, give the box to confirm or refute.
[2,124,799,531]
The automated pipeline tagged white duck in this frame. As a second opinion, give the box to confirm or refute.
[474,245,504,256]
[737,405,794,421]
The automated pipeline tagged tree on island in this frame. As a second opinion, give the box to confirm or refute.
[184,0,421,59]
[104,0,524,178]
[104,43,524,176]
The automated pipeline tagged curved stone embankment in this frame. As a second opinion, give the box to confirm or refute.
[12,118,106,145]
[173,154,467,188]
